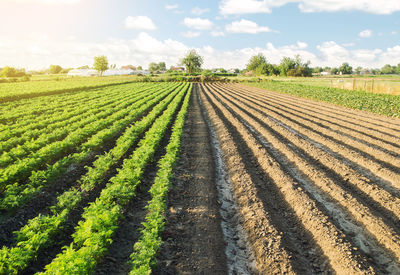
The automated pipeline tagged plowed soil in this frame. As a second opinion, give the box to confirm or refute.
[184,83,400,274]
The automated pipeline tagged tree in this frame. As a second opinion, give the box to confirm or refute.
[78,65,90,69]
[93,55,109,76]
[158,62,166,71]
[313,67,323,74]
[331,67,339,75]
[49,65,62,74]
[355,66,363,75]
[279,55,311,77]
[0,66,17,77]
[180,50,203,74]
[137,66,143,71]
[338,62,352,74]
[279,57,296,76]
[381,64,395,74]
[148,62,159,72]
[246,53,270,76]
[0,66,27,77]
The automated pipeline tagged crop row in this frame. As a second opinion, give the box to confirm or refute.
[0,83,152,140]
[0,76,135,103]
[0,85,156,165]
[129,81,191,274]
[39,83,190,274]
[0,83,188,274]
[248,81,400,117]
[0,84,179,189]
[0,84,181,211]
[0,83,138,127]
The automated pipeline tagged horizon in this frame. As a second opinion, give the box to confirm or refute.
[1,0,400,70]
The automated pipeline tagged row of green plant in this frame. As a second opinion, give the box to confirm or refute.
[0,90,152,188]
[0,84,180,211]
[0,84,112,125]
[0,89,148,166]
[0,83,150,129]
[39,84,190,274]
[247,81,400,117]
[0,84,186,274]
[0,76,137,103]
[129,79,191,274]
[0,84,159,160]
[0,88,136,153]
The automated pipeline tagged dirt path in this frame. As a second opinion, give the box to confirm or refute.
[155,85,228,274]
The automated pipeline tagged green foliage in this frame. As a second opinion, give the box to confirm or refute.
[180,49,203,74]
[0,83,185,273]
[148,62,166,72]
[279,55,312,77]
[0,66,28,78]
[246,53,274,76]
[49,65,62,74]
[39,84,190,274]
[338,62,353,74]
[248,81,400,117]
[129,84,191,274]
[93,55,109,76]
[381,64,396,74]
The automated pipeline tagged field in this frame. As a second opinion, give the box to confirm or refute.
[255,76,400,95]
[0,79,400,274]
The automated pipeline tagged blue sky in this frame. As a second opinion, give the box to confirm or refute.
[1,0,400,69]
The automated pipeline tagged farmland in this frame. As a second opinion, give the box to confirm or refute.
[0,79,400,274]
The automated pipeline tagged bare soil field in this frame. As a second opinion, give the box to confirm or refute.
[177,83,400,274]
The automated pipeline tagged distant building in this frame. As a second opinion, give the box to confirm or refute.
[320,71,331,76]
[102,69,134,76]
[130,70,151,75]
[170,66,185,72]
[121,65,136,70]
[67,69,98,77]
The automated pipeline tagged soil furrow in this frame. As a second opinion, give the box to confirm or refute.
[223,84,400,172]
[198,85,296,274]
[237,83,400,132]
[215,84,400,210]
[201,85,333,274]
[234,83,400,138]
[155,85,229,275]
[221,84,400,187]
[222,84,400,157]
[201,84,375,274]
[207,84,400,273]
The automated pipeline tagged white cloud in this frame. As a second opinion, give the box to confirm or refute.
[183,17,213,30]
[7,0,80,3]
[219,0,274,14]
[225,19,276,34]
[342,42,355,47]
[359,29,372,38]
[125,16,157,30]
[2,31,400,71]
[191,7,210,15]
[219,0,400,15]
[391,31,397,35]
[296,41,308,49]
[165,4,178,10]
[211,31,225,37]
[182,31,201,38]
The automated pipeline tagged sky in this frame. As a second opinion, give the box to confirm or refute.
[1,0,400,70]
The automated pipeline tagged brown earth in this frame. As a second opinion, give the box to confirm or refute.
[155,85,228,274]
[192,83,400,274]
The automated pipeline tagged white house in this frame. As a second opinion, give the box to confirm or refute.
[67,69,98,77]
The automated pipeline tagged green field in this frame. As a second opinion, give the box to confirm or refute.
[0,77,399,273]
